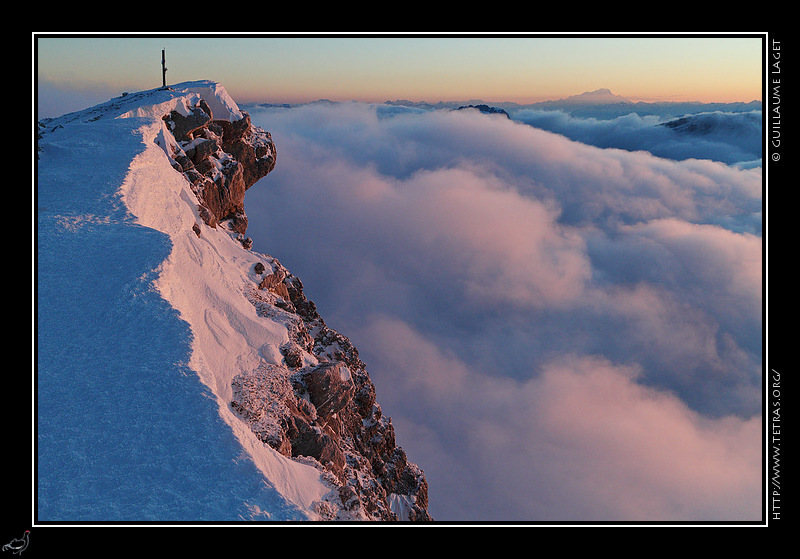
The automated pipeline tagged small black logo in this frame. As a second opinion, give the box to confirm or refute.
[2,531,29,555]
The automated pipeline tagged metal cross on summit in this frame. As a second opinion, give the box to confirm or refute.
[161,49,168,89]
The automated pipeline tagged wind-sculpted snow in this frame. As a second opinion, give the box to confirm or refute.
[37,112,309,521]
[36,81,430,523]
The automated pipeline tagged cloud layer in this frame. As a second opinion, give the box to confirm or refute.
[246,103,762,521]
[509,108,763,167]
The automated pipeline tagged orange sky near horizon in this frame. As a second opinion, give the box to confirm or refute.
[36,34,765,112]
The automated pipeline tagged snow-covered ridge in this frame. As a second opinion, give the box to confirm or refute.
[39,80,243,128]
[37,81,430,521]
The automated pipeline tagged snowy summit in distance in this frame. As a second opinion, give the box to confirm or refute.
[539,87,634,106]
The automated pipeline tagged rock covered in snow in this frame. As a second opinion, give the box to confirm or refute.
[38,80,276,238]
[37,80,431,522]
[240,257,432,521]
[161,89,276,237]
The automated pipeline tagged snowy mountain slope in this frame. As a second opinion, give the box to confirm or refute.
[36,81,428,521]
[533,87,634,107]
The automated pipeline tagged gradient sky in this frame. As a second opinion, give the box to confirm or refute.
[35,34,764,118]
[34,32,765,523]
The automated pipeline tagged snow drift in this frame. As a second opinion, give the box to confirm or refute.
[36,80,429,522]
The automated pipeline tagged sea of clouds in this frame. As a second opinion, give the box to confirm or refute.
[245,102,762,522]
[509,107,763,168]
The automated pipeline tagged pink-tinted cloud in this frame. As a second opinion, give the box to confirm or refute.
[245,102,763,521]
[250,129,591,309]
[511,108,762,166]
[626,217,762,319]
[358,316,761,521]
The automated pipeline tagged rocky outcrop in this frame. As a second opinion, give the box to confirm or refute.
[38,81,430,522]
[163,89,430,521]
[237,258,432,521]
[455,104,510,119]
[163,98,276,238]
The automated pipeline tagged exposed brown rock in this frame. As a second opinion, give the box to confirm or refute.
[258,269,290,300]
[165,95,431,521]
[164,99,213,141]
[164,99,276,235]
[238,258,433,521]
[301,362,355,424]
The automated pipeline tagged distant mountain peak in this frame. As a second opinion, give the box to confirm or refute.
[558,88,633,105]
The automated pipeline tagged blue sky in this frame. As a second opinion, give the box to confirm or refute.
[35,34,764,119]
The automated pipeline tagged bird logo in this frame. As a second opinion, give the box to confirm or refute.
[2,531,29,555]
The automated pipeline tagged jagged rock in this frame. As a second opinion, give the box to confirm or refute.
[258,268,290,299]
[338,485,361,511]
[164,98,276,235]
[164,98,214,141]
[197,204,218,229]
[153,89,435,520]
[230,363,297,455]
[301,362,355,423]
[288,415,346,479]
[240,257,433,521]
[185,137,218,163]
[236,234,253,250]
[280,343,305,368]
[172,152,195,172]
